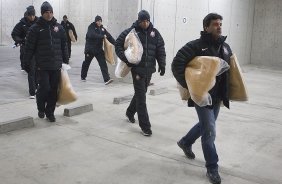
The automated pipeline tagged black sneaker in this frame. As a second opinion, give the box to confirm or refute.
[177,141,195,159]
[141,128,152,136]
[126,113,135,123]
[206,170,221,184]
[46,115,56,122]
[38,111,45,119]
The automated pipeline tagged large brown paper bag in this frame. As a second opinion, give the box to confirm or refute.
[115,58,131,78]
[68,30,76,42]
[185,56,229,106]
[57,67,77,105]
[229,54,248,101]
[124,28,143,64]
[104,38,115,65]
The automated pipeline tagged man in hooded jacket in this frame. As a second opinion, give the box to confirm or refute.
[11,5,38,98]
[23,1,69,122]
[81,15,116,85]
[115,10,166,136]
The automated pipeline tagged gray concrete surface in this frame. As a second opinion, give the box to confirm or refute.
[0,116,34,133]
[64,104,94,117]
[0,45,282,184]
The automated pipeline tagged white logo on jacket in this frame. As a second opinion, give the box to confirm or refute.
[54,26,59,32]
[150,31,155,37]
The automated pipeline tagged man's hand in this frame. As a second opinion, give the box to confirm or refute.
[125,61,134,67]
[158,66,165,76]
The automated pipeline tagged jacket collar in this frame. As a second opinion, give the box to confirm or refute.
[20,16,38,26]
[200,31,227,45]
[132,20,154,33]
[37,16,57,26]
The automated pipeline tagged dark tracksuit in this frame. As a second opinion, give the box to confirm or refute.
[11,16,38,96]
[23,17,69,117]
[81,22,115,82]
[115,21,166,131]
[61,20,77,58]
[171,31,233,172]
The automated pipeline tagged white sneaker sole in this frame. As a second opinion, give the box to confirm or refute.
[105,79,114,85]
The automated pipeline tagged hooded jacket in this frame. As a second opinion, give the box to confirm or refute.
[171,31,233,108]
[24,17,69,70]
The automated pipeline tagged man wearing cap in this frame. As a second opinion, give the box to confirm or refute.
[23,1,69,122]
[115,10,166,136]
[81,15,116,85]
[61,15,77,58]
[11,5,38,99]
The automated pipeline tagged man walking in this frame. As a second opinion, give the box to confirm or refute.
[24,1,69,122]
[115,10,166,136]
[61,15,77,58]
[11,5,38,98]
[81,15,115,85]
[171,13,233,184]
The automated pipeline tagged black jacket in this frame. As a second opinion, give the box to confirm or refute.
[84,22,115,55]
[11,17,38,45]
[115,21,166,76]
[24,17,69,70]
[171,31,233,108]
[61,20,77,42]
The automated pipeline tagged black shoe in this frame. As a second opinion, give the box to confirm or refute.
[46,115,56,122]
[141,128,152,136]
[206,170,221,184]
[38,111,45,119]
[126,113,135,123]
[177,141,195,159]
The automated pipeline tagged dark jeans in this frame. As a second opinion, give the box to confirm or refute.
[81,52,110,82]
[28,58,37,96]
[126,71,152,130]
[67,41,71,58]
[36,70,61,117]
[179,102,221,171]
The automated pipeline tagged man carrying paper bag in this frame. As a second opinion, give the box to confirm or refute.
[115,10,166,136]
[172,13,235,184]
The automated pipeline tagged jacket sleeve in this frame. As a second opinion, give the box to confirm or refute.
[115,28,131,63]
[11,22,24,44]
[86,25,104,40]
[104,29,116,46]
[155,30,166,69]
[70,23,78,40]
[23,26,37,67]
[61,27,69,64]
[171,42,197,88]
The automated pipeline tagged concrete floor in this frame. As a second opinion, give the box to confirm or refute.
[0,45,282,184]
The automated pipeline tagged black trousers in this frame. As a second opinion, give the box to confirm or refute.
[81,52,110,82]
[20,46,25,70]
[36,70,61,117]
[67,41,71,58]
[126,71,152,130]
[28,58,37,96]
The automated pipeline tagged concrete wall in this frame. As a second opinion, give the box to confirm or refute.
[1,0,255,68]
[0,0,70,45]
[140,0,255,72]
[251,0,282,68]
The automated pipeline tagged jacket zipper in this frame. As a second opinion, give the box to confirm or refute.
[145,31,148,79]
[49,25,53,46]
